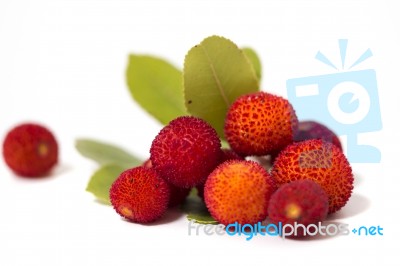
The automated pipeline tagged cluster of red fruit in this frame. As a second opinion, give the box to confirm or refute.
[110,91,354,234]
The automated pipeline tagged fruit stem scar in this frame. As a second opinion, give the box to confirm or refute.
[37,142,49,157]
[120,206,134,219]
[285,203,302,219]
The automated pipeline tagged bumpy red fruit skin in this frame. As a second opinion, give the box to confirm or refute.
[110,167,170,223]
[224,92,298,156]
[141,158,190,207]
[221,148,243,161]
[150,116,222,188]
[3,123,58,177]
[271,139,353,213]
[168,184,191,207]
[268,180,329,237]
[294,120,342,151]
[204,160,276,225]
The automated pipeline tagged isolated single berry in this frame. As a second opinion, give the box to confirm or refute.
[224,92,298,156]
[150,116,222,188]
[3,123,58,177]
[271,139,353,213]
[204,160,276,225]
[268,180,329,237]
[110,167,170,223]
[294,120,342,150]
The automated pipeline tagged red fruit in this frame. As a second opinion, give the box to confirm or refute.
[220,148,243,161]
[3,123,58,177]
[168,184,191,207]
[196,149,244,200]
[271,139,353,213]
[197,148,245,199]
[204,160,276,225]
[150,116,222,188]
[141,158,190,207]
[224,92,298,156]
[294,120,342,150]
[268,180,329,237]
[110,167,170,223]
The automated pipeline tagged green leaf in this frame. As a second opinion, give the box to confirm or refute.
[187,213,218,225]
[183,36,259,137]
[75,139,142,168]
[242,47,262,80]
[86,164,127,204]
[221,139,230,149]
[182,188,218,225]
[126,54,188,125]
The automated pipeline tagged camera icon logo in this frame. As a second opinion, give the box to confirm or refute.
[287,40,382,163]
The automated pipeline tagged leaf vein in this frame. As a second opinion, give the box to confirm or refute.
[200,45,230,107]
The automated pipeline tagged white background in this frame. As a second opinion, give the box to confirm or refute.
[0,0,399,265]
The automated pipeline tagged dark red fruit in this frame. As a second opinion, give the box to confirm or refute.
[294,121,342,150]
[141,158,190,207]
[110,167,170,223]
[150,116,222,188]
[168,184,191,207]
[220,148,243,161]
[3,123,58,177]
[268,180,329,237]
